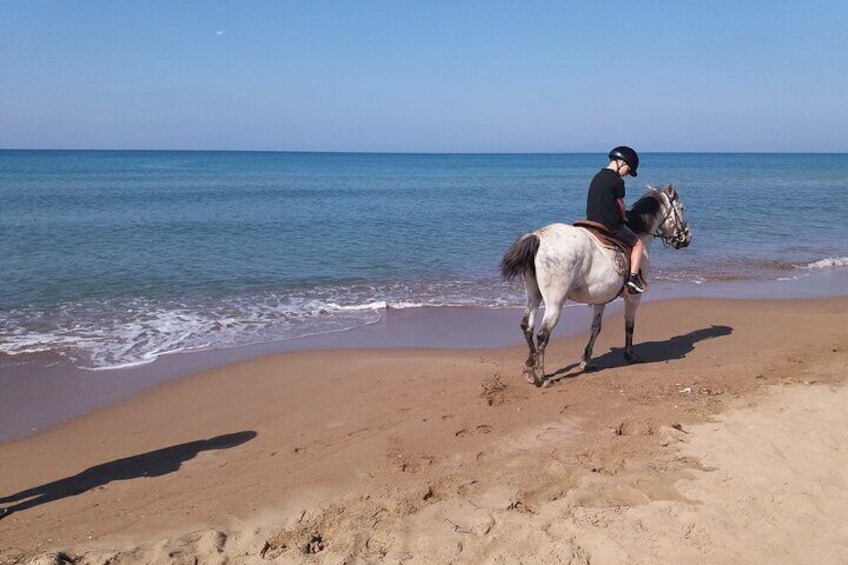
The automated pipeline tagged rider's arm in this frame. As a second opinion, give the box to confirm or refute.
[617,197,627,221]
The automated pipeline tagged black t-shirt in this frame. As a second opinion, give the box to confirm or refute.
[586,168,625,230]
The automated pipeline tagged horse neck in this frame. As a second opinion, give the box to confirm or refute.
[647,207,665,240]
[629,193,665,239]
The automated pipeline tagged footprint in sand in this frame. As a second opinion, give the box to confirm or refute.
[455,424,493,438]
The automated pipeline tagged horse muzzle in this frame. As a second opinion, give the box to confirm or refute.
[672,226,693,249]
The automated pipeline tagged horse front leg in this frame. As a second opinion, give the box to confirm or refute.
[624,292,642,363]
[580,304,606,371]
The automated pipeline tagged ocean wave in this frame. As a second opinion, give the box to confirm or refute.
[322,300,426,312]
[0,279,525,371]
[0,302,384,371]
[797,257,848,270]
[7,258,844,371]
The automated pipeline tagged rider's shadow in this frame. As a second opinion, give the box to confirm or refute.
[552,325,733,379]
[0,430,257,519]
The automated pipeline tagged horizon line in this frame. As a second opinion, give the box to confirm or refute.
[3,148,847,155]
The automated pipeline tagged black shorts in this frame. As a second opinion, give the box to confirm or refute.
[609,224,639,246]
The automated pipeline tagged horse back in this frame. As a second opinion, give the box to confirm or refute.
[534,223,626,304]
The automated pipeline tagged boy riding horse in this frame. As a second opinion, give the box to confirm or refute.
[586,146,646,293]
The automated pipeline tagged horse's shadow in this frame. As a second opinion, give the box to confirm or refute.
[0,430,257,520]
[549,324,733,381]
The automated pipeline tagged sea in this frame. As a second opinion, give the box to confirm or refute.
[2,151,848,373]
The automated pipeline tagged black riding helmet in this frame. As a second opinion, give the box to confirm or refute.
[609,146,639,177]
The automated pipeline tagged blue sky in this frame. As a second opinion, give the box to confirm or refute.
[1,1,846,152]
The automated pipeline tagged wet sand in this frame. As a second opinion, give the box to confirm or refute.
[1,296,847,563]
[5,270,848,444]
[0,305,604,444]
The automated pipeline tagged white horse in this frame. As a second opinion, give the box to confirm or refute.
[500,185,692,386]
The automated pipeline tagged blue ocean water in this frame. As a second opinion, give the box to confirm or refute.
[2,150,847,370]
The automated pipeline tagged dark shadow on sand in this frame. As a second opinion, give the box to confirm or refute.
[550,325,733,381]
[0,430,257,520]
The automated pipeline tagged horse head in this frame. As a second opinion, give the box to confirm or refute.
[650,184,692,249]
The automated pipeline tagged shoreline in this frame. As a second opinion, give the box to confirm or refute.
[3,270,848,444]
[1,294,846,562]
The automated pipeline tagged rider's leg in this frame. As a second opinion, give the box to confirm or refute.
[626,239,646,293]
[630,238,644,278]
[613,225,646,293]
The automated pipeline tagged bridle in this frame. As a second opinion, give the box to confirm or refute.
[652,188,690,249]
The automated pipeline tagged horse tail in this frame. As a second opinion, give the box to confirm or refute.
[500,233,540,281]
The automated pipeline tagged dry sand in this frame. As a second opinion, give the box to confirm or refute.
[1,297,847,564]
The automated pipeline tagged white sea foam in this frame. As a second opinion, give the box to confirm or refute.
[797,257,848,270]
[0,279,525,371]
[324,300,437,311]
[325,300,390,311]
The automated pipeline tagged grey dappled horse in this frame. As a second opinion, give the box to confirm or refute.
[501,185,692,386]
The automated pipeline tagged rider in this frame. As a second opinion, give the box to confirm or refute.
[586,146,646,293]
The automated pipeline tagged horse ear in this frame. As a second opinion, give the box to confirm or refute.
[665,184,676,198]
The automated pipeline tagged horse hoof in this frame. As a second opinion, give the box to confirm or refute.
[624,352,640,364]
[526,370,545,387]
[580,363,598,373]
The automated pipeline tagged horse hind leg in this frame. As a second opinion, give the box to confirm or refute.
[532,295,566,387]
[580,304,606,371]
[520,311,537,384]
[521,272,543,384]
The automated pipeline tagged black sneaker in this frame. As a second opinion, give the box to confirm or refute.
[626,273,646,294]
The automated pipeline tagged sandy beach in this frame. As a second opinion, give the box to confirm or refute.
[2,296,847,564]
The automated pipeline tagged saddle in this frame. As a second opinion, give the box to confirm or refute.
[573,220,631,276]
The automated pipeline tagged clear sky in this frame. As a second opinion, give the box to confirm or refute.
[2,1,846,152]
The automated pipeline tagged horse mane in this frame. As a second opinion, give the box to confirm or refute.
[626,190,662,235]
